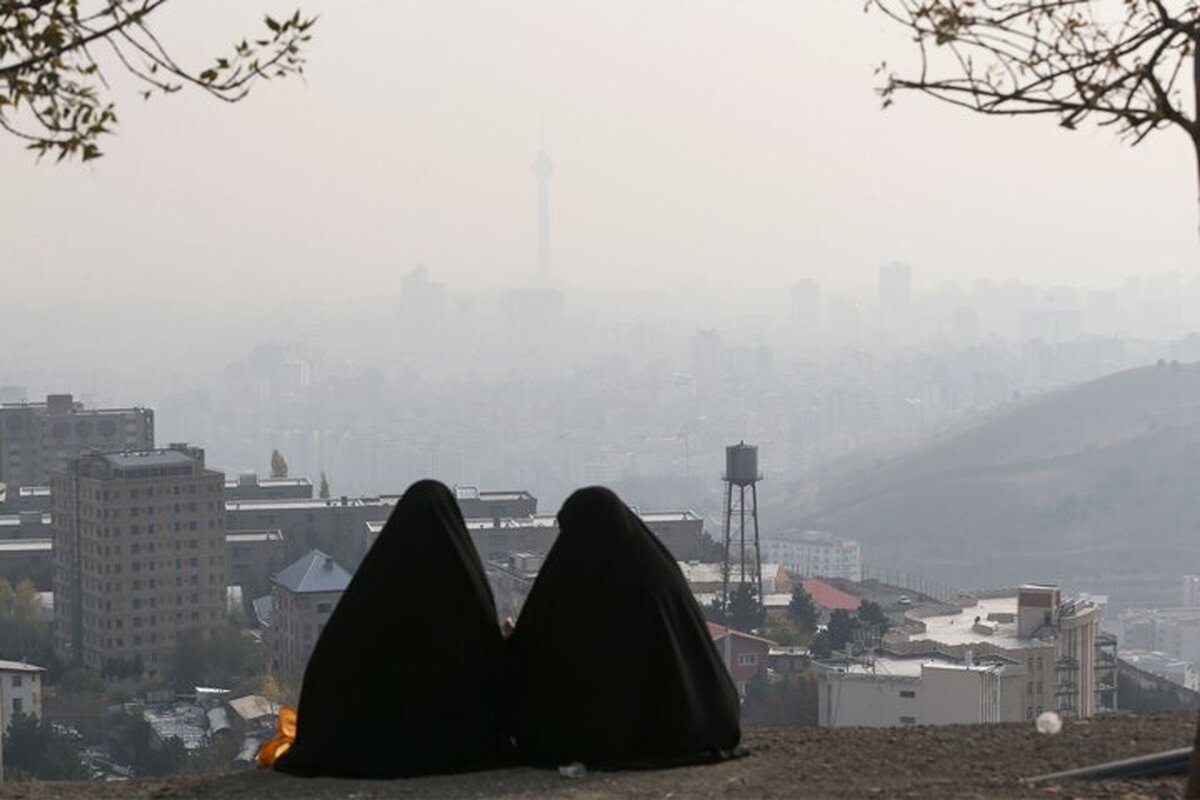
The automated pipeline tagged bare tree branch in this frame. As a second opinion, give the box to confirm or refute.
[0,0,315,161]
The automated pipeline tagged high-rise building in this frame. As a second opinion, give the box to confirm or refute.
[879,261,912,331]
[0,394,153,490]
[531,134,555,284]
[791,279,821,329]
[50,444,225,676]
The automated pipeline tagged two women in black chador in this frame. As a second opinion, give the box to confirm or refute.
[270,480,740,778]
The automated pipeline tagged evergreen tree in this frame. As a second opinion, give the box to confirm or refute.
[727,583,765,631]
[3,713,88,780]
[788,584,819,633]
[270,450,289,479]
[826,608,860,653]
[857,600,891,643]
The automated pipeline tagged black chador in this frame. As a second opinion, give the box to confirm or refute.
[275,480,510,778]
[506,486,741,768]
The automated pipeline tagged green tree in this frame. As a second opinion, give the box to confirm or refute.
[270,449,288,479]
[870,1,1200,210]
[318,472,330,499]
[0,579,53,667]
[788,584,819,634]
[809,629,832,659]
[0,2,314,162]
[726,583,765,632]
[857,600,891,641]
[3,712,89,780]
[170,626,264,691]
[826,608,859,653]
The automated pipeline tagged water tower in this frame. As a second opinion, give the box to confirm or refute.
[721,441,763,609]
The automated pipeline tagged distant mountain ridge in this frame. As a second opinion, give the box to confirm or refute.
[773,362,1200,606]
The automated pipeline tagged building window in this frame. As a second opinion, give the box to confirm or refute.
[899,690,916,699]
[11,698,21,715]
[317,602,333,613]
[736,653,758,667]
[10,675,21,688]
[899,716,916,725]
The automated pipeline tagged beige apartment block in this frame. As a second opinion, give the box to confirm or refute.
[0,394,153,489]
[50,444,226,677]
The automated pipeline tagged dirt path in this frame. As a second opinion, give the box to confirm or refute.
[0,714,1194,799]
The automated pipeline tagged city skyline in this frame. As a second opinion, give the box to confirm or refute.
[1,1,1195,314]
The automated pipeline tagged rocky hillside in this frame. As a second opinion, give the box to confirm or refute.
[770,362,1200,604]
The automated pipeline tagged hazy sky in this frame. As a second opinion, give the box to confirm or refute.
[3,1,1197,306]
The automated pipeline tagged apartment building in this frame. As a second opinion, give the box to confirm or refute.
[226,530,287,597]
[762,530,862,582]
[814,651,1021,728]
[50,444,226,676]
[887,584,1112,720]
[0,661,45,731]
[269,549,351,682]
[0,394,154,489]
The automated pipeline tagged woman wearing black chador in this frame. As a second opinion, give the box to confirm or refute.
[274,480,510,777]
[506,486,741,769]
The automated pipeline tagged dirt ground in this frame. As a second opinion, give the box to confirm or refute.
[0,713,1196,799]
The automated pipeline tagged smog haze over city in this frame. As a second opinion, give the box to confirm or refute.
[6,0,1200,787]
[5,3,1196,560]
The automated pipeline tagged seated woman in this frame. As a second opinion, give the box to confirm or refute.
[273,480,510,778]
[506,486,741,769]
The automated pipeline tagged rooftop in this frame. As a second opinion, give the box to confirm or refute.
[769,529,859,546]
[227,496,400,513]
[227,694,279,723]
[0,659,45,673]
[102,450,196,469]
[0,538,51,553]
[912,595,1031,649]
[226,530,284,544]
[800,578,862,611]
[813,652,1008,680]
[272,549,352,594]
[678,562,781,585]
[707,622,776,646]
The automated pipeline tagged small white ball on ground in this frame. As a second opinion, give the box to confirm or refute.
[1036,711,1063,735]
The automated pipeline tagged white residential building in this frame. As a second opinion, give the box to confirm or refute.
[762,530,861,582]
[814,653,1020,728]
[887,584,1111,720]
[0,660,45,730]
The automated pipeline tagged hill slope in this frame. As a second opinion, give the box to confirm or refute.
[772,362,1200,603]
[10,715,1195,799]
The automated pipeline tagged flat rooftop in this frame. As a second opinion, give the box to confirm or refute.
[912,595,1028,649]
[816,653,1004,680]
[0,538,51,552]
[226,496,401,512]
[226,530,284,544]
[103,450,195,469]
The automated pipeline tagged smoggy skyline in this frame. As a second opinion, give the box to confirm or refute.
[2,0,1196,308]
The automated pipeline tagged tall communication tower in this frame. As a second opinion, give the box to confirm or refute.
[721,441,763,610]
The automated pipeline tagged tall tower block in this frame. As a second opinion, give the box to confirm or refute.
[531,135,555,284]
[722,441,763,612]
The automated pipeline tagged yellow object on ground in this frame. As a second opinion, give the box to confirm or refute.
[256,705,298,768]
